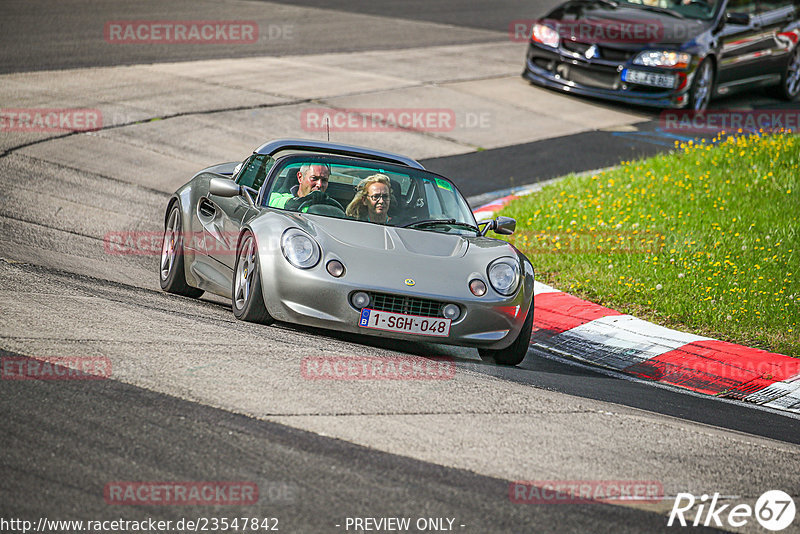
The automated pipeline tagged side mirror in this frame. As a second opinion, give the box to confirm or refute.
[478,216,517,236]
[209,177,241,197]
[494,216,516,235]
[725,11,751,25]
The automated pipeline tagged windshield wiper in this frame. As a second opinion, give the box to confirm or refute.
[446,221,481,232]
[400,219,479,232]
[400,218,456,228]
[624,3,685,18]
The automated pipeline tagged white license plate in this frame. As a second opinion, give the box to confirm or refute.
[358,308,451,337]
[622,69,675,88]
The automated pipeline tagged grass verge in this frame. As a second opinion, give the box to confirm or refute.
[499,133,799,357]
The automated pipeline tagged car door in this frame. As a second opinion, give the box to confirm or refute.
[716,0,776,89]
[200,154,271,271]
[756,0,797,73]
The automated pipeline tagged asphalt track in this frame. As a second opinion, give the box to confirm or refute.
[2,1,800,533]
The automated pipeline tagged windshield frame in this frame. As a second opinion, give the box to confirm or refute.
[257,154,479,234]
[612,0,722,21]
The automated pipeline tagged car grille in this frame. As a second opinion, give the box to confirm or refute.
[569,66,619,89]
[600,47,634,63]
[367,292,444,318]
[561,63,619,89]
[562,40,592,55]
[561,40,634,63]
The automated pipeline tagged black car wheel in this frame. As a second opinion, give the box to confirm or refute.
[232,231,274,324]
[160,203,204,298]
[478,302,534,366]
[778,45,800,101]
[688,58,714,111]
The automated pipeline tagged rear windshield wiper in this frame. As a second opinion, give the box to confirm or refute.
[624,3,685,18]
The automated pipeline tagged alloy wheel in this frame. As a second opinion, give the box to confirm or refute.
[234,235,256,310]
[160,208,179,281]
[786,47,800,98]
[691,61,712,111]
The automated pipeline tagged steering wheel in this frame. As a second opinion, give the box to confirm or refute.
[305,203,347,217]
[291,192,345,213]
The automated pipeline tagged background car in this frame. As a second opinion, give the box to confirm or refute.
[159,139,536,366]
[522,0,800,109]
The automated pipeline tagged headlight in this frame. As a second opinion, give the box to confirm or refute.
[487,258,521,296]
[532,23,560,48]
[633,51,691,69]
[281,228,320,269]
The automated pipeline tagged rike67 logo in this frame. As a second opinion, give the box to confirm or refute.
[668,490,796,531]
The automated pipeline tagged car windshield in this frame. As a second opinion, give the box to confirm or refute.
[616,0,719,20]
[261,155,478,236]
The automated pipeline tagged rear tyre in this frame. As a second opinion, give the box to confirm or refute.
[688,58,714,111]
[478,303,534,366]
[160,204,204,298]
[778,45,800,101]
[232,231,274,325]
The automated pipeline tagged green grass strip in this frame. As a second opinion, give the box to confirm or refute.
[499,133,799,357]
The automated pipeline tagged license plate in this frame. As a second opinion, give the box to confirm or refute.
[622,69,675,88]
[358,309,451,337]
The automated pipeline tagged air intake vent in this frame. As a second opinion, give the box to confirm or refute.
[367,292,444,318]
[198,199,215,218]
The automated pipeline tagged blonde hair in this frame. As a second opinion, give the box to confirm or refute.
[346,174,393,220]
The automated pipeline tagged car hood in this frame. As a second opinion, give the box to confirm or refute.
[297,214,487,257]
[251,211,527,298]
[544,2,711,46]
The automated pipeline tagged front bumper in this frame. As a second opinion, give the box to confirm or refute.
[523,44,693,109]
[259,246,535,350]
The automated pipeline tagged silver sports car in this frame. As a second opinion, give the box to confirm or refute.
[159,139,535,365]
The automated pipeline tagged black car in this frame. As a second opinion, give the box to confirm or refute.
[522,0,800,109]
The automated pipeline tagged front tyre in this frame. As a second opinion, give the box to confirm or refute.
[160,204,204,298]
[478,303,534,366]
[688,58,714,111]
[232,231,274,324]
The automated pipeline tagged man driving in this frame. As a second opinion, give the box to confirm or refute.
[268,164,342,212]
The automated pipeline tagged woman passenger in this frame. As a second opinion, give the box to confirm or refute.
[346,174,393,224]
